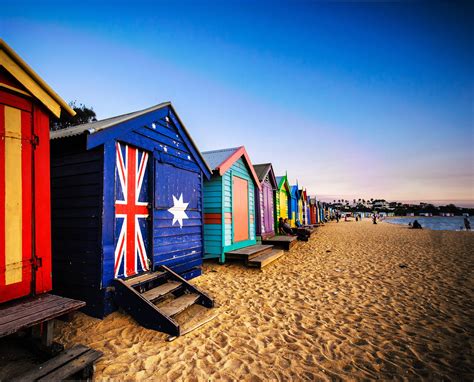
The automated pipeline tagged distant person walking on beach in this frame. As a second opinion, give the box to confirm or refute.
[372,214,377,224]
[336,213,340,223]
[464,217,471,231]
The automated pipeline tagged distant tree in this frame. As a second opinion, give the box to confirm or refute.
[50,101,97,131]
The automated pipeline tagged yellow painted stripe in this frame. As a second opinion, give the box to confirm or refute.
[0,50,61,118]
[4,106,23,285]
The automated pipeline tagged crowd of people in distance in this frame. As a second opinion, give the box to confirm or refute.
[278,212,472,234]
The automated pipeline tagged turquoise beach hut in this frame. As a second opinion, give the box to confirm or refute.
[201,146,261,263]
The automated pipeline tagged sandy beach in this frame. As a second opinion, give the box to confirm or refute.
[55,220,474,381]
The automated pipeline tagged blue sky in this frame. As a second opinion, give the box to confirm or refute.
[2,0,473,205]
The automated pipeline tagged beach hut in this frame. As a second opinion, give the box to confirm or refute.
[309,198,317,224]
[253,163,278,239]
[0,40,101,374]
[50,103,215,335]
[202,147,282,267]
[289,185,299,227]
[0,40,75,304]
[297,188,304,224]
[274,175,291,231]
[300,189,310,225]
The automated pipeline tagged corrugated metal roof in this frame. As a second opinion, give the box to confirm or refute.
[50,102,171,140]
[253,163,272,182]
[201,147,240,170]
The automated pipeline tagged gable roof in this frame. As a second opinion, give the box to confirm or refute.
[300,188,308,200]
[51,102,212,178]
[0,39,75,118]
[276,175,291,194]
[51,102,170,140]
[253,163,277,189]
[202,146,260,188]
[290,185,300,199]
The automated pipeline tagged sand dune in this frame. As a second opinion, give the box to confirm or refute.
[56,220,474,380]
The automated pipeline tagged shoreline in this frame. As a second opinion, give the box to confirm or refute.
[382,216,473,232]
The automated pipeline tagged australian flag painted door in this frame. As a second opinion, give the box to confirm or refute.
[114,142,151,278]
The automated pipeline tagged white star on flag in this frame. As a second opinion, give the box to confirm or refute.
[168,193,189,228]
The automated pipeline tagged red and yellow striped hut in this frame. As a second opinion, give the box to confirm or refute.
[0,39,75,303]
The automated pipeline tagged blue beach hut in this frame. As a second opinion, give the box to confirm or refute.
[289,185,299,227]
[50,103,214,327]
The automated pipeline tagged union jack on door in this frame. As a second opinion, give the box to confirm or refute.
[114,142,150,278]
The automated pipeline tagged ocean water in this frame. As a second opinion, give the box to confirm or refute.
[386,216,472,231]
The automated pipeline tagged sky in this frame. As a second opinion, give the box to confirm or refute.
[1,0,473,206]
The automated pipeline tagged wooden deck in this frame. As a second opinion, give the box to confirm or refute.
[10,344,103,382]
[225,244,273,261]
[248,249,285,268]
[262,235,298,250]
[225,244,287,268]
[0,294,85,339]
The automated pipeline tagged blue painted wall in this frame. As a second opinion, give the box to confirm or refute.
[51,106,208,318]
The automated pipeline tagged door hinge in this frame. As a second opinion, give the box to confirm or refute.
[32,256,42,270]
[31,134,39,147]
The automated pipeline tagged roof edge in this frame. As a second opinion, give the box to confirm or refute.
[0,39,75,117]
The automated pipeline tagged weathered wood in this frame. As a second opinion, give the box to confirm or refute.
[262,235,298,250]
[142,281,182,302]
[248,249,285,268]
[0,294,85,338]
[226,244,273,257]
[10,345,91,381]
[31,320,54,347]
[124,271,166,287]
[159,293,199,317]
[114,266,214,336]
[37,349,102,381]
[167,313,219,342]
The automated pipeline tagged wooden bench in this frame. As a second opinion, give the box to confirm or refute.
[11,344,103,381]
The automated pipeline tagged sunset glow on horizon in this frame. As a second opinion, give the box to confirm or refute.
[2,1,472,206]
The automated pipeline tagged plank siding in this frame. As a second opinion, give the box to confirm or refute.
[203,175,222,258]
[224,158,255,247]
[50,135,104,316]
[50,105,209,318]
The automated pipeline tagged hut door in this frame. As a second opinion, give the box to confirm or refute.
[114,142,151,278]
[0,101,35,303]
[263,185,273,233]
[233,176,249,242]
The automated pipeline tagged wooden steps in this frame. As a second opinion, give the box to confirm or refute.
[124,271,166,287]
[226,244,273,262]
[262,235,298,250]
[225,244,286,268]
[248,249,285,268]
[11,344,102,382]
[142,281,182,302]
[159,293,199,317]
[114,266,214,337]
